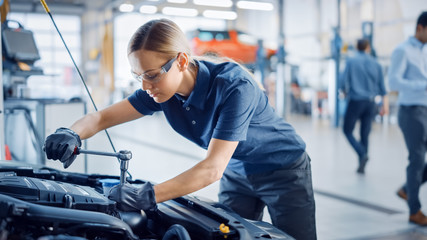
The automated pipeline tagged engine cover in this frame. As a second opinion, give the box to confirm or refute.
[0,172,115,213]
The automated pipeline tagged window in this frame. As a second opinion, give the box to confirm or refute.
[199,31,214,41]
[7,13,82,99]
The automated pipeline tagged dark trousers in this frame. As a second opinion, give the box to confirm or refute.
[343,99,376,160]
[218,152,317,240]
[398,106,427,214]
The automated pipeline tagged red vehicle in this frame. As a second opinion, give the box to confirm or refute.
[189,29,276,64]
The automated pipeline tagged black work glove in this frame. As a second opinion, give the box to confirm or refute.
[44,127,81,169]
[108,182,157,212]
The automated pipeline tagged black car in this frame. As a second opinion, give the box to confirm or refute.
[0,160,294,240]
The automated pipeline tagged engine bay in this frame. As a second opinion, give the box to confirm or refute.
[0,161,292,240]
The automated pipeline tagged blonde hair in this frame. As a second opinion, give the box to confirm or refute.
[128,19,263,90]
[128,18,196,73]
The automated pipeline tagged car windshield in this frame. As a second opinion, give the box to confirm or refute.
[198,30,230,41]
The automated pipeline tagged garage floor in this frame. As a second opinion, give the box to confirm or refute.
[82,112,427,240]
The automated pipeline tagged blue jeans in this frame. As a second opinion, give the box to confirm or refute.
[343,99,376,160]
[218,152,317,240]
[398,106,427,215]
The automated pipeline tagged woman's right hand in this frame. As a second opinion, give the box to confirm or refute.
[44,127,81,169]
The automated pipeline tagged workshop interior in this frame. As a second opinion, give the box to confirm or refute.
[0,0,427,239]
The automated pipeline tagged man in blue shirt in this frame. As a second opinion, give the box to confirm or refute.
[44,19,317,239]
[340,39,388,174]
[389,11,427,226]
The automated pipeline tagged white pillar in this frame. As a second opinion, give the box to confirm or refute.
[276,0,287,118]
[276,63,285,117]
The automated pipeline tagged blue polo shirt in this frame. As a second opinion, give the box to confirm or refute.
[128,60,306,175]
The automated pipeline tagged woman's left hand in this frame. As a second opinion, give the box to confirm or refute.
[108,182,157,212]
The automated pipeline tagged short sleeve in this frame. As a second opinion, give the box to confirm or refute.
[128,89,162,115]
[212,79,259,141]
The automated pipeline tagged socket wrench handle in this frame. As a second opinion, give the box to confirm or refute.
[74,147,132,161]
[74,147,132,184]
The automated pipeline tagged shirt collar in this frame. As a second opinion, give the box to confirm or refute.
[409,36,424,49]
[174,60,210,110]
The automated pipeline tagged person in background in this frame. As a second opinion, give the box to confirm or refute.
[340,38,388,174]
[389,11,427,226]
[44,19,317,239]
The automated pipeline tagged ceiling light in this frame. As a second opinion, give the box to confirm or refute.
[140,5,157,14]
[203,10,237,20]
[167,0,188,3]
[236,1,274,11]
[162,7,198,17]
[119,3,134,12]
[194,0,233,8]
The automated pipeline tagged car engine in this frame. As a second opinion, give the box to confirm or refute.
[0,161,293,240]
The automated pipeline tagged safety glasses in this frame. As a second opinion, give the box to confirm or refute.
[131,56,177,83]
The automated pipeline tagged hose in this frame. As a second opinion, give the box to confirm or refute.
[162,224,191,240]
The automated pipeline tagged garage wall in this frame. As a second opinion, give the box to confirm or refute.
[234,4,278,48]
[374,0,426,59]
[81,8,115,109]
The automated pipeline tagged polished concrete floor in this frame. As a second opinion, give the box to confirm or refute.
[57,112,427,240]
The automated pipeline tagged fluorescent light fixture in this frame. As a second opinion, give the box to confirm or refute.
[194,0,233,8]
[119,3,134,12]
[140,5,157,14]
[236,1,274,11]
[162,7,198,17]
[167,0,188,3]
[203,10,237,20]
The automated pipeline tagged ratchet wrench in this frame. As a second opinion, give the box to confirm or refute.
[74,147,132,184]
